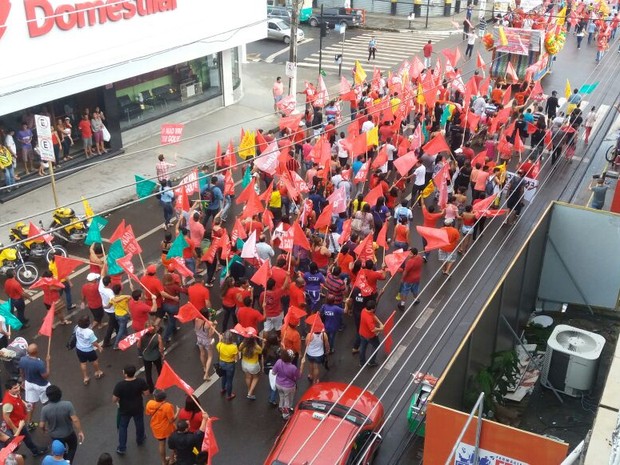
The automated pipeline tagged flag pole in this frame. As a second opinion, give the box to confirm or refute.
[138,253,147,273]
[47,334,52,359]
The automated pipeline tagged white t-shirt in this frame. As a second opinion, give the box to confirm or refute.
[98,280,115,314]
[75,326,97,352]
[361,121,375,133]
[467,33,477,45]
[414,165,427,186]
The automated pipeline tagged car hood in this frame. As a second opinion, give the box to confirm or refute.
[268,410,360,465]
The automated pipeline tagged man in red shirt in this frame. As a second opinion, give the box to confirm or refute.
[439,219,460,276]
[359,260,387,297]
[260,278,285,332]
[129,289,156,333]
[141,265,164,317]
[236,296,265,332]
[81,272,104,329]
[181,231,197,277]
[358,301,384,367]
[288,277,306,309]
[421,204,444,262]
[423,40,433,68]
[396,248,424,306]
[77,113,93,158]
[187,278,211,312]
[4,270,31,326]
[3,379,46,456]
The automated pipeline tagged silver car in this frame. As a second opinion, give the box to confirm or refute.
[267,18,304,44]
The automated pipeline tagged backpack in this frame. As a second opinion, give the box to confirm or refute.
[485,178,495,196]
[66,327,77,350]
[201,186,214,205]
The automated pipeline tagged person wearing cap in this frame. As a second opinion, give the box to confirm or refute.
[439,219,460,276]
[146,389,178,465]
[40,439,69,464]
[81,272,104,329]
[39,385,85,462]
[141,265,164,320]
[239,331,263,400]
[272,349,305,419]
[129,289,156,335]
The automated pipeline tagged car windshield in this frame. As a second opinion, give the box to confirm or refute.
[270,19,289,29]
[298,400,369,426]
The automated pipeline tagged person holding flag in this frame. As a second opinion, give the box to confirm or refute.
[73,315,104,385]
[49,250,76,312]
[167,412,211,465]
[395,248,423,306]
[137,324,165,394]
[358,300,384,368]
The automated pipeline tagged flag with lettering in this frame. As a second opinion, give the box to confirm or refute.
[353,272,374,297]
[327,185,347,214]
[119,328,149,351]
[117,253,140,284]
[170,257,194,278]
[254,142,279,176]
[0,435,24,463]
[384,250,410,275]
[156,361,194,396]
[231,218,247,244]
[354,234,375,262]
[120,225,143,255]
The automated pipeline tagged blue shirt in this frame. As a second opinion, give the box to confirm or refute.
[320,304,344,333]
[18,356,47,386]
[206,186,223,211]
[42,457,69,465]
[352,159,363,175]
[303,272,325,292]
[523,113,535,124]
[160,186,174,203]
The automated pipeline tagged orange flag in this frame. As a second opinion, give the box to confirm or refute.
[38,303,55,337]
[383,310,396,354]
[384,250,410,275]
[235,178,256,205]
[231,218,247,243]
[201,416,220,465]
[502,85,512,107]
[376,222,388,249]
[363,185,384,207]
[176,303,206,324]
[156,361,194,396]
[354,234,375,262]
[292,222,311,250]
[54,255,84,280]
[421,133,451,155]
[305,312,326,332]
[393,151,418,176]
[250,259,272,287]
[371,145,389,169]
[314,203,334,231]
[476,51,486,69]
[109,219,126,243]
[415,226,450,251]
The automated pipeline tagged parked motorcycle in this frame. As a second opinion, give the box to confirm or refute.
[46,208,88,245]
[9,222,67,263]
[0,243,39,286]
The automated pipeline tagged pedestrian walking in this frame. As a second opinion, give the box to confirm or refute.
[439,219,460,276]
[74,315,104,385]
[3,270,31,327]
[465,31,477,58]
[589,177,609,209]
[358,300,384,368]
[239,330,263,400]
[2,379,47,456]
[155,154,175,184]
[396,248,423,306]
[81,272,104,329]
[272,76,284,112]
[137,324,164,393]
[272,349,304,419]
[39,385,85,462]
[216,330,238,400]
[112,365,149,455]
[145,389,177,465]
[423,40,433,68]
[167,413,210,465]
[545,90,560,120]
[19,343,50,429]
[368,36,377,61]
[584,106,597,144]
[200,176,224,229]
[41,440,69,465]
[110,285,131,350]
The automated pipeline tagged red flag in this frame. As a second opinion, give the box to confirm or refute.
[156,361,194,396]
[279,114,303,132]
[254,142,280,176]
[376,222,388,249]
[527,122,538,135]
[54,255,84,280]
[422,133,451,155]
[170,257,194,278]
[120,225,143,255]
[384,250,410,275]
[201,236,221,264]
[353,161,370,184]
[505,62,519,83]
[235,178,256,205]
[292,222,311,250]
[530,160,540,179]
[251,259,272,287]
[219,231,232,260]
[176,302,207,323]
[363,185,384,207]
[383,310,396,354]
[393,151,418,177]
[215,141,224,168]
[305,312,326,332]
[175,184,191,213]
[352,133,368,156]
[118,328,149,350]
[314,204,334,231]
[502,86,512,107]
[201,416,220,464]
[514,131,524,153]
[0,435,24,463]
[339,76,351,94]
[38,303,55,337]
[231,218,247,243]
[256,131,267,154]
[472,194,497,217]
[530,80,544,100]
[371,145,388,169]
[354,234,375,262]
[116,253,141,284]
[30,277,64,290]
[327,185,347,214]
[476,51,486,69]
[225,140,236,169]
[353,272,374,297]
[109,219,126,243]
[338,219,352,245]
[241,192,264,219]
[27,222,53,245]
[441,47,461,67]
[432,163,450,187]
[258,182,274,204]
[224,170,235,197]
[415,226,450,251]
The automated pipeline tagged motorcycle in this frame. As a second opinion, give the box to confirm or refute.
[46,208,89,245]
[0,243,39,286]
[9,222,67,263]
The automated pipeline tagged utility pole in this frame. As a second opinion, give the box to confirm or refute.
[318,5,325,79]
[287,0,300,95]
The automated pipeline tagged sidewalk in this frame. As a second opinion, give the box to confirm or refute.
[362,9,470,32]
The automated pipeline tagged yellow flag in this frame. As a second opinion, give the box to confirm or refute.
[556,6,566,25]
[422,180,435,198]
[498,26,508,46]
[599,0,609,16]
[496,162,507,184]
[238,130,256,160]
[564,79,571,99]
[366,126,379,147]
[354,60,367,85]
[81,196,95,219]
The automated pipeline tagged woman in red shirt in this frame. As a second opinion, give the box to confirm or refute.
[220,277,242,332]
[393,218,410,251]
[310,236,331,273]
[177,395,203,432]
[162,272,186,343]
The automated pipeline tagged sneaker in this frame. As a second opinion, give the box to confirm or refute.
[32,447,48,457]
[351,348,360,354]
[367,362,378,368]
[413,299,420,305]
[395,293,402,301]
[27,421,38,431]
[116,448,126,455]
[247,394,256,400]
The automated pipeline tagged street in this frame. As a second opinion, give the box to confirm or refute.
[1,21,619,465]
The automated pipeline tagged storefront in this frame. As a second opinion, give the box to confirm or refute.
[0,0,264,165]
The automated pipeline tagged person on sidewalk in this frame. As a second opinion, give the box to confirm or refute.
[155,154,176,184]
[584,106,597,144]
[112,365,149,455]
[368,36,377,62]
[272,76,284,112]
[465,31,477,59]
[39,385,85,463]
[589,177,609,210]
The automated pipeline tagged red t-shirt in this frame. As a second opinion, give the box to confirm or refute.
[360,269,384,292]
[221,287,241,308]
[237,306,266,331]
[163,283,184,305]
[187,283,210,311]
[182,238,195,259]
[81,282,103,309]
[288,284,305,308]
[129,300,151,332]
[78,119,92,138]
[359,309,377,339]
[422,208,443,228]
[141,275,164,308]
[394,224,409,243]
[441,227,460,252]
[423,43,432,58]
[402,256,423,283]
[43,286,61,306]
[271,267,289,295]
[178,409,202,433]
[4,278,23,300]
[260,289,282,317]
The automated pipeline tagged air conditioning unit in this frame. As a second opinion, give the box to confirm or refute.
[541,325,606,397]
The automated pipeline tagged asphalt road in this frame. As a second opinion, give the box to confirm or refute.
[1,26,619,465]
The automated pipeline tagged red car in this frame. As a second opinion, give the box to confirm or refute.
[264,382,384,465]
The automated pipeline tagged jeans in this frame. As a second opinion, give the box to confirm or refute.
[577,36,583,48]
[221,305,237,332]
[359,335,380,365]
[117,412,145,452]
[326,331,337,352]
[103,312,119,346]
[10,297,26,324]
[220,361,235,396]
[4,166,15,186]
[596,50,604,62]
[162,303,179,342]
[588,32,593,45]
[465,44,474,58]
[52,431,78,462]
[352,310,362,350]
[114,315,129,349]
[61,281,73,309]
[143,358,162,393]
[22,426,41,453]
[161,201,173,225]
[184,258,196,274]
[202,209,219,228]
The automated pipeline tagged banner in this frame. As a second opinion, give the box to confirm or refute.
[160,123,184,145]
[506,171,538,203]
[35,114,55,162]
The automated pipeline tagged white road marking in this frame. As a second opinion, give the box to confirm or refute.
[265,38,314,63]
[414,306,434,329]
[368,344,407,392]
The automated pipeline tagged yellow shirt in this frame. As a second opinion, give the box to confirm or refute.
[111,295,130,317]
[48,261,66,283]
[269,190,282,208]
[239,343,262,364]
[217,342,238,363]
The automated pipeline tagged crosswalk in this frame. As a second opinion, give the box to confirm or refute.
[556,97,610,141]
[297,31,453,72]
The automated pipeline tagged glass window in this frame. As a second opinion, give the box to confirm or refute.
[114,53,222,131]
[231,47,241,90]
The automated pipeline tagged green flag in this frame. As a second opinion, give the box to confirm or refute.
[107,239,125,275]
[578,82,599,94]
[135,175,157,199]
[198,171,209,192]
[0,301,23,330]
[166,233,188,259]
[220,254,242,282]
[236,238,245,250]
[242,166,251,188]
[84,216,108,245]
